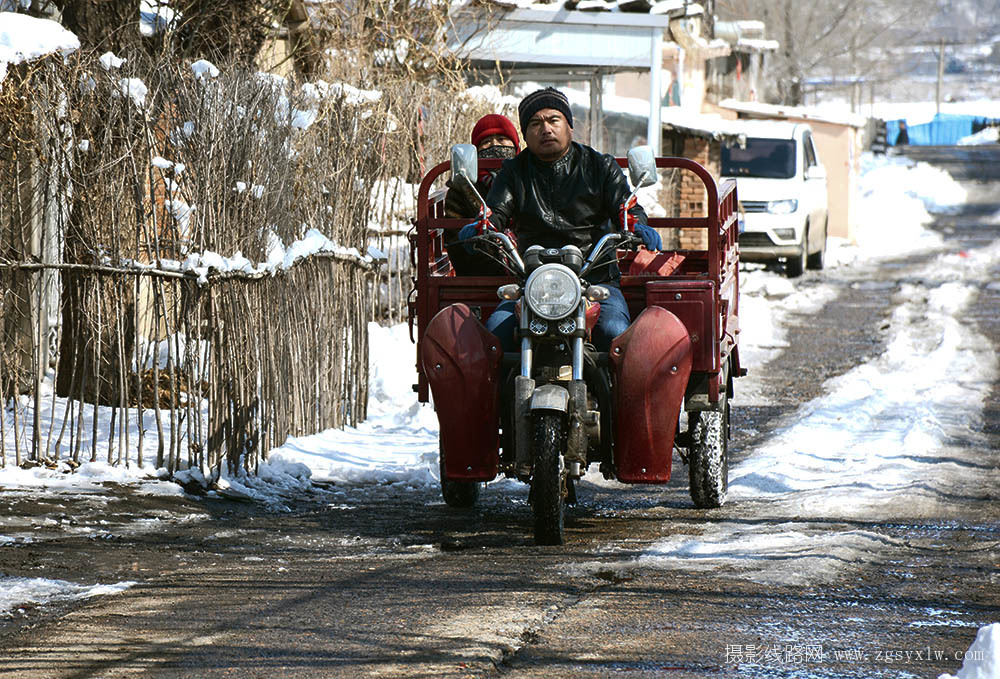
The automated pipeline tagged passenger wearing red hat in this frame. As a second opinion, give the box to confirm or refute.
[446,113,520,218]
[444,113,520,274]
[470,114,520,155]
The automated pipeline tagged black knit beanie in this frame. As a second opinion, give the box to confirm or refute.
[518,87,574,134]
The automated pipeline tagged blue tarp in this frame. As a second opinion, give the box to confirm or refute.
[887,114,1000,146]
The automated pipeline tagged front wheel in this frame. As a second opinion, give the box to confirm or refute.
[531,413,566,545]
[807,218,827,270]
[785,226,807,278]
[439,444,480,508]
[688,391,729,508]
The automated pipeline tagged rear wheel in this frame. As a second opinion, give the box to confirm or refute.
[531,413,566,545]
[807,218,827,270]
[688,391,729,508]
[785,225,807,278]
[439,445,480,508]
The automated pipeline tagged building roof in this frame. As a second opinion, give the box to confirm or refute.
[718,99,868,128]
[448,6,673,70]
[735,38,779,52]
[659,109,748,145]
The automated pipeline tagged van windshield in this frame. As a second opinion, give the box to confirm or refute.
[722,138,796,179]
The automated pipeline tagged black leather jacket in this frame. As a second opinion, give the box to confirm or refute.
[486,142,648,283]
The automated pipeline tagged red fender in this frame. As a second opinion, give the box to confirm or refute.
[609,306,693,483]
[420,304,502,481]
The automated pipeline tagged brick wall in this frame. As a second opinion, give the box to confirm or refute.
[650,133,723,251]
[676,136,721,250]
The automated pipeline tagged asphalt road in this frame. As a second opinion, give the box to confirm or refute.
[1,146,998,679]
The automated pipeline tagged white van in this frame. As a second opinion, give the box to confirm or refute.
[722,121,828,277]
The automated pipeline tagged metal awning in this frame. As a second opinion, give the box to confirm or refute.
[448,8,673,151]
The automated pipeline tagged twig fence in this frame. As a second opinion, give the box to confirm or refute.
[0,47,496,477]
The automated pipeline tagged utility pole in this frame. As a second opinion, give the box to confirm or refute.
[936,38,944,115]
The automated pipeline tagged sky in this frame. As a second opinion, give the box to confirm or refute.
[1,12,998,675]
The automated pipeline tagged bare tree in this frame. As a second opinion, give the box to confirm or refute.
[717,0,939,105]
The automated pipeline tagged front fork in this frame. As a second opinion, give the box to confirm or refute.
[513,306,596,480]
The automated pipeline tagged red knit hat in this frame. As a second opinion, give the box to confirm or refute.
[471,114,520,152]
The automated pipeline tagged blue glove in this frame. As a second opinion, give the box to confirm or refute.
[634,223,661,251]
[458,222,478,242]
[458,222,480,254]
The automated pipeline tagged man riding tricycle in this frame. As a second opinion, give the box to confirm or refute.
[408,88,744,545]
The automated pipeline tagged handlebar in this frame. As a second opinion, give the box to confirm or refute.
[464,228,641,281]
[579,231,641,279]
[462,229,526,277]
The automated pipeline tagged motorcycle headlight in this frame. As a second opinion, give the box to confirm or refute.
[524,264,580,320]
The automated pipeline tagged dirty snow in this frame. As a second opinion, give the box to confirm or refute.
[0,577,135,619]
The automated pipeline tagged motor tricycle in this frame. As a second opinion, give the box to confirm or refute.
[408,145,744,545]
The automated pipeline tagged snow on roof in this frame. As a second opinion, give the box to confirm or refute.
[0,11,79,83]
[719,98,868,128]
[659,108,752,144]
[735,19,764,32]
[556,85,789,145]
[735,38,778,52]
[714,117,801,140]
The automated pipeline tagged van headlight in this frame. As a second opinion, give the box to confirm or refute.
[524,264,580,320]
[767,199,798,215]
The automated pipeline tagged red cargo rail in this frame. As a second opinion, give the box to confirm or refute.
[408,156,742,406]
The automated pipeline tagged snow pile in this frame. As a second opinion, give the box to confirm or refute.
[459,84,520,113]
[636,525,897,587]
[0,320,440,502]
[0,458,181,493]
[140,0,177,37]
[0,11,79,83]
[0,577,135,619]
[263,322,439,488]
[729,271,997,512]
[850,153,964,257]
[736,269,837,370]
[629,236,1000,586]
[149,228,371,284]
[264,75,383,131]
[958,126,999,146]
[938,623,1000,679]
[117,77,148,108]
[190,58,219,80]
[98,51,125,71]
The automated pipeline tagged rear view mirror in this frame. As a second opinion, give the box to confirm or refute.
[627,145,657,188]
[451,144,478,185]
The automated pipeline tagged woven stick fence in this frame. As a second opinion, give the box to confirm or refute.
[0,42,494,477]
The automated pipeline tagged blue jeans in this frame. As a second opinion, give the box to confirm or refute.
[486,284,631,353]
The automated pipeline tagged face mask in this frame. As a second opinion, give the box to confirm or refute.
[478,144,517,160]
